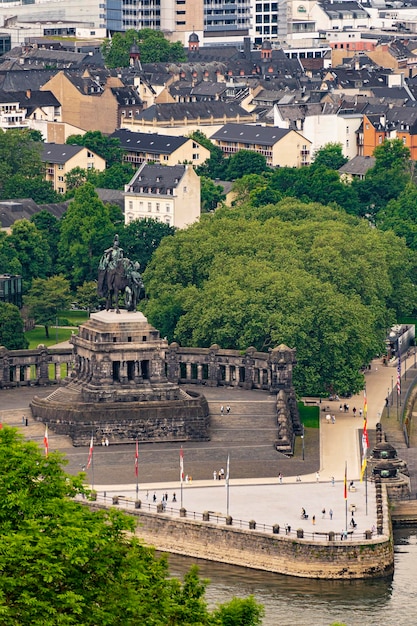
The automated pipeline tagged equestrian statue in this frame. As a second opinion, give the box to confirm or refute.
[98,235,144,313]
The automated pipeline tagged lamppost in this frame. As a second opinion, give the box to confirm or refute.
[387,388,390,418]
[301,424,305,461]
[391,376,393,406]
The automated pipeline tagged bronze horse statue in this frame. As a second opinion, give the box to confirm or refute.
[98,258,129,314]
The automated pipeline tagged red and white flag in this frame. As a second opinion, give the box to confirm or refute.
[135,439,139,477]
[44,425,49,457]
[86,435,94,469]
[180,446,184,483]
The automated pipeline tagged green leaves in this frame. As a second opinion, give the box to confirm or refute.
[0,428,263,625]
[0,302,28,349]
[144,199,416,394]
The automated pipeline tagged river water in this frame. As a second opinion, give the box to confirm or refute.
[167,530,417,626]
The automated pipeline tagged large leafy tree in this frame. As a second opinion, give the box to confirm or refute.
[0,427,264,625]
[58,183,115,286]
[312,142,348,170]
[9,219,52,285]
[25,275,72,338]
[225,150,269,180]
[190,131,226,179]
[120,217,176,274]
[200,176,226,212]
[0,231,21,275]
[101,28,186,68]
[0,302,28,349]
[30,210,61,267]
[143,199,417,395]
[66,131,123,167]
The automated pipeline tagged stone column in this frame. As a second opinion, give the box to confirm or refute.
[120,360,128,383]
[225,365,230,384]
[186,362,192,381]
[197,364,203,383]
[55,363,61,381]
[38,348,49,384]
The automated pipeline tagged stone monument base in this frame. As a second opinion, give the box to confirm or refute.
[30,310,210,446]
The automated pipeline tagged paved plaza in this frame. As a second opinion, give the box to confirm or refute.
[1,353,416,534]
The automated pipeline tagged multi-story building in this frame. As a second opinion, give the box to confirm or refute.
[124,162,200,228]
[42,143,105,194]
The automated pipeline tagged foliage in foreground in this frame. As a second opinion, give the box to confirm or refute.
[0,428,264,625]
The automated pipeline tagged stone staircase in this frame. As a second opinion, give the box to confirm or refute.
[209,401,276,445]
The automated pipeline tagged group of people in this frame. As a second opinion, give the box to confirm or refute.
[220,405,231,415]
[101,437,109,446]
[213,468,225,480]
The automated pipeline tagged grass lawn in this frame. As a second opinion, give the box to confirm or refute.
[297,402,320,428]
[26,327,75,349]
[59,310,89,326]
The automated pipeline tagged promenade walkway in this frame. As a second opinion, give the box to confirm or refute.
[1,353,415,536]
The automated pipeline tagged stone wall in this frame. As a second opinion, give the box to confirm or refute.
[88,502,394,580]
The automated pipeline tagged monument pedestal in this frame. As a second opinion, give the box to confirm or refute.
[30,311,209,446]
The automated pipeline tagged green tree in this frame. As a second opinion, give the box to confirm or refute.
[120,217,176,273]
[9,219,52,285]
[226,150,268,180]
[143,199,417,395]
[101,28,186,69]
[0,128,46,200]
[201,176,226,212]
[25,275,72,338]
[76,280,103,312]
[30,211,61,267]
[373,138,410,171]
[312,142,348,170]
[0,302,28,349]
[58,183,115,286]
[66,131,123,167]
[64,166,100,194]
[1,174,59,204]
[377,182,417,249]
[0,427,263,625]
[190,131,226,179]
[96,162,134,189]
[0,231,21,275]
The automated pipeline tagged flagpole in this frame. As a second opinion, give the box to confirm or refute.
[135,438,139,498]
[180,446,184,509]
[344,461,348,534]
[365,462,368,516]
[226,453,230,517]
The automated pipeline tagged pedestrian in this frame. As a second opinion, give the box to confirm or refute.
[279,472,283,484]
[226,405,231,414]
[352,407,357,417]
[165,492,168,502]
[339,404,343,412]
[322,508,326,519]
[153,493,157,502]
[22,415,25,425]
[105,437,109,446]
[359,408,363,418]
[185,474,189,483]
[101,438,105,446]
[213,470,217,481]
[326,413,331,424]
[220,468,225,480]
[331,414,335,424]
[316,471,320,482]
[346,403,349,413]
[220,405,224,415]
[146,490,149,500]
[312,515,316,525]
[296,475,301,482]
[343,403,347,413]
[331,476,335,486]
[329,508,333,520]
[25,418,28,426]
[172,493,177,502]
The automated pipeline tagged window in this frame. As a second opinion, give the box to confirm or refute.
[58,176,64,182]
[346,126,349,133]
[403,137,407,144]
[183,186,187,193]
[166,204,170,212]
[129,201,133,210]
[58,187,64,193]
[58,164,64,170]
[156,202,160,212]
[148,202,152,212]
[163,155,169,161]
[378,135,383,144]
[192,153,199,160]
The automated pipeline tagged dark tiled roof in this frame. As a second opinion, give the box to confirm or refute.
[0,198,69,229]
[210,123,290,145]
[128,163,186,193]
[110,129,188,154]
[339,155,375,176]
[0,69,58,91]
[42,143,84,164]
[110,86,142,106]
[135,101,254,122]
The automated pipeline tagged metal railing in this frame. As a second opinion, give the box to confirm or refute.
[80,492,378,543]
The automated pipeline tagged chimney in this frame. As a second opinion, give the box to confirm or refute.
[244,37,251,61]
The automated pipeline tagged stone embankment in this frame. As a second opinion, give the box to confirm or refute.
[88,501,394,580]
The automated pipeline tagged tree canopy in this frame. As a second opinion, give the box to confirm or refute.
[66,131,123,167]
[0,302,28,349]
[101,29,186,68]
[312,142,348,170]
[0,427,264,625]
[143,198,417,395]
[25,275,72,337]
